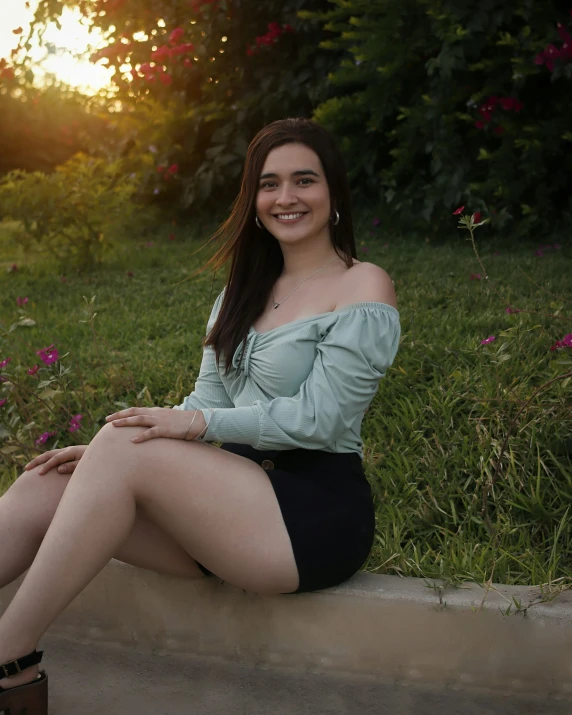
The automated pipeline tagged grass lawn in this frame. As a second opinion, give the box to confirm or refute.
[1,216,570,590]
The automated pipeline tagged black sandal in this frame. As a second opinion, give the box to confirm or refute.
[0,649,47,715]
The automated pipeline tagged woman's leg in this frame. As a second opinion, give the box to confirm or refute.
[0,466,207,590]
[0,423,298,688]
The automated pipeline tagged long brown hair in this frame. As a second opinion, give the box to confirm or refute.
[192,117,358,375]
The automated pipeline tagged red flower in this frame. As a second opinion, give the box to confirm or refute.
[473,212,482,223]
[535,52,546,66]
[478,106,493,123]
[474,120,485,129]
[167,163,178,174]
[169,233,175,241]
[184,58,193,67]
[499,97,515,111]
[159,73,173,86]
[452,206,465,215]
[157,165,165,173]
[151,46,172,61]
[169,28,185,45]
[494,126,506,136]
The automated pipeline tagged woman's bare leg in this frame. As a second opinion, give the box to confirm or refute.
[0,466,207,590]
[0,423,298,689]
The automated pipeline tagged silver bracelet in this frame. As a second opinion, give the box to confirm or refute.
[195,408,215,441]
[183,410,199,441]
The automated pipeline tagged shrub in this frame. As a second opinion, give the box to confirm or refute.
[0,153,142,271]
[307,0,572,238]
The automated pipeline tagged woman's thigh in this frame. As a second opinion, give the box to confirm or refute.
[78,424,300,595]
[9,466,208,579]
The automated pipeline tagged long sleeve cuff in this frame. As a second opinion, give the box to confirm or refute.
[203,406,260,445]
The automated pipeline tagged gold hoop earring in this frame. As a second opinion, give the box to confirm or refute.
[255,215,263,229]
[332,210,340,226]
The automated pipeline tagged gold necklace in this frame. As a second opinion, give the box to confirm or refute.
[272,256,339,309]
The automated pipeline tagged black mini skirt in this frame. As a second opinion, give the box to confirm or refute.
[194,442,376,594]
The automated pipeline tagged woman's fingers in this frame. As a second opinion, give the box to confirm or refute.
[57,460,79,473]
[110,416,154,428]
[25,450,58,470]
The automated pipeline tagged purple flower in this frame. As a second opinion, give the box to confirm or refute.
[17,296,29,306]
[36,344,59,366]
[69,414,83,432]
[27,364,39,375]
[372,217,381,227]
[480,335,496,345]
[35,431,56,446]
[0,398,6,408]
[0,357,12,369]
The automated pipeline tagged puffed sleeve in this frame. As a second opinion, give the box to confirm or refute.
[172,289,234,412]
[200,305,401,450]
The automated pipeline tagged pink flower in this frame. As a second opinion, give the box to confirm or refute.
[453,206,465,215]
[69,414,83,433]
[27,364,39,375]
[550,333,572,351]
[480,336,496,345]
[470,273,482,280]
[35,431,56,446]
[169,27,185,45]
[0,398,7,408]
[16,296,29,306]
[0,357,11,369]
[36,344,59,366]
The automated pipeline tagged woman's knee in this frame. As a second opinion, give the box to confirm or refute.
[7,467,69,536]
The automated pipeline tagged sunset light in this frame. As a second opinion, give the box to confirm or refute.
[1,0,114,94]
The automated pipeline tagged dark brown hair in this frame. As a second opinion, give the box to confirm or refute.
[192,117,358,375]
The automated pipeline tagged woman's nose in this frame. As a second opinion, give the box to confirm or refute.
[275,184,298,205]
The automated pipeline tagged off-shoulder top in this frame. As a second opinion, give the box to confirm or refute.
[173,287,401,459]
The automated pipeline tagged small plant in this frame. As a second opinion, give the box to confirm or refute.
[452,206,571,538]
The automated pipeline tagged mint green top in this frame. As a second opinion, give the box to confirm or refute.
[173,288,401,458]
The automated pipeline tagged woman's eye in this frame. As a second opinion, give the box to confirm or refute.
[260,179,313,189]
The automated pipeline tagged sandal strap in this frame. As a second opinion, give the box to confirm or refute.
[0,650,44,680]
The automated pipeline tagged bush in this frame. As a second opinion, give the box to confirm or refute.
[308,0,572,238]
[0,153,144,271]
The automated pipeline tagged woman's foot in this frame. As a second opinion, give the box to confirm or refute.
[0,650,40,690]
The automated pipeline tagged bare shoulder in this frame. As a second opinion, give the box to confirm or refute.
[336,261,398,310]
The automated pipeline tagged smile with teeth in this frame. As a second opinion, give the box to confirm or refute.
[274,212,307,222]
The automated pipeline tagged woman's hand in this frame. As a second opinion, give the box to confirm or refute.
[104,407,207,443]
[24,445,89,475]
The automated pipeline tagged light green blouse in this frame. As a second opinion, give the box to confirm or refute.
[173,288,401,458]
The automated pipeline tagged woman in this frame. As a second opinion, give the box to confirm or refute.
[0,117,400,712]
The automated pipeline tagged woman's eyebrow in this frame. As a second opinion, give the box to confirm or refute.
[259,169,320,180]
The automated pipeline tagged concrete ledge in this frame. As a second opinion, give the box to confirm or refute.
[2,560,571,696]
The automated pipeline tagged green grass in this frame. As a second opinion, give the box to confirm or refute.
[1,216,570,589]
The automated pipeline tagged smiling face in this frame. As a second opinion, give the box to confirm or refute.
[255,142,332,244]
